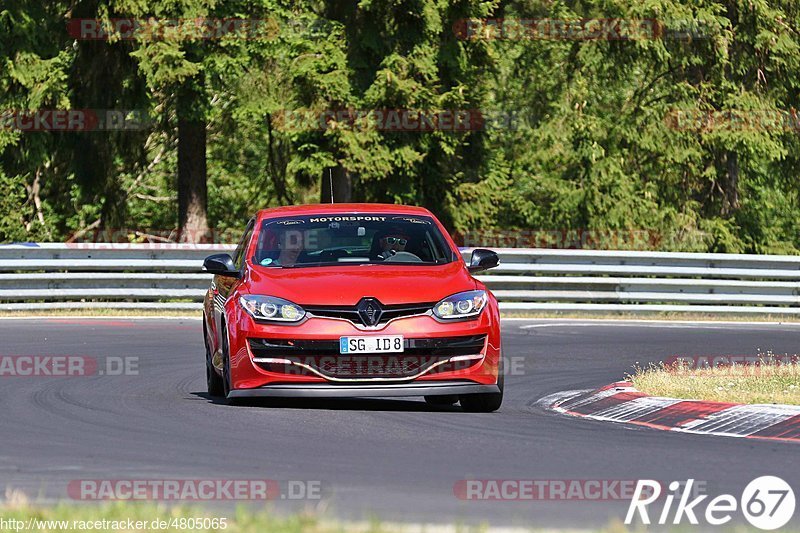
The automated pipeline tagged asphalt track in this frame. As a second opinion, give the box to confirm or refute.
[0,318,798,529]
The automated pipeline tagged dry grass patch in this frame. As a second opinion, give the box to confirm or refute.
[629,353,800,405]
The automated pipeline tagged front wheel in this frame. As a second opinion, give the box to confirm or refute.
[221,324,243,405]
[205,320,224,397]
[460,358,504,413]
[207,361,224,397]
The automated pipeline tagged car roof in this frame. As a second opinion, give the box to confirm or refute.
[254,203,434,221]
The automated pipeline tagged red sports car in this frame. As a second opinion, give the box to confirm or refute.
[202,204,503,412]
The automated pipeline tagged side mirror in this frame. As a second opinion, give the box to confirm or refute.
[468,248,500,273]
[203,253,240,278]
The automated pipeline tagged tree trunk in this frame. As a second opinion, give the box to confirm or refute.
[721,150,739,215]
[177,78,209,243]
[320,165,352,203]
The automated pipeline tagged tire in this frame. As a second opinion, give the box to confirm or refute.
[460,358,504,413]
[205,320,225,397]
[220,322,243,405]
[424,395,459,406]
[207,360,225,397]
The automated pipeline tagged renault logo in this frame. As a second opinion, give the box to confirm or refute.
[356,298,383,326]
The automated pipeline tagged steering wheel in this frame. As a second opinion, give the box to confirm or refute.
[319,248,350,262]
[381,250,423,263]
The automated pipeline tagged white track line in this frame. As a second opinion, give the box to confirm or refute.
[534,389,589,410]
[545,384,800,442]
[0,316,796,325]
[0,316,202,321]
[551,386,635,411]
[676,404,800,437]
[517,319,800,330]
[590,396,683,422]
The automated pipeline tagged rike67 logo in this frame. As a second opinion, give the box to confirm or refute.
[626,476,795,530]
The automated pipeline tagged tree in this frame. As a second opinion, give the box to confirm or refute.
[2,0,800,253]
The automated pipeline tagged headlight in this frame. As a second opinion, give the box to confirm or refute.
[433,290,488,320]
[239,295,306,322]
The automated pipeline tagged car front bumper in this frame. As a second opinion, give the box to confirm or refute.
[224,298,502,391]
[227,380,501,399]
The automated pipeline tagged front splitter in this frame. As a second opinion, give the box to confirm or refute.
[227,381,499,399]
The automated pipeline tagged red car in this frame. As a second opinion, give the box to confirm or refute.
[202,204,503,412]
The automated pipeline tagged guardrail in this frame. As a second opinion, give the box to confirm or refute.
[1,244,800,314]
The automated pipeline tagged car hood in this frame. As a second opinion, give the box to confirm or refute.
[246,261,476,305]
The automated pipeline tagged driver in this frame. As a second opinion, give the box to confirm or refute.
[376,229,410,260]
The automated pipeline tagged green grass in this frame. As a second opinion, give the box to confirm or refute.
[1,493,798,532]
[0,309,200,318]
[630,355,800,405]
[0,491,526,533]
[0,500,433,533]
[501,311,800,322]
[1,503,310,533]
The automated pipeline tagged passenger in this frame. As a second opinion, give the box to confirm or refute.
[276,229,305,266]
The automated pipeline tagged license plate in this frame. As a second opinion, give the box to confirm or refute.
[339,335,404,354]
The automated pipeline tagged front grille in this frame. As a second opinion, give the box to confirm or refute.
[254,355,479,379]
[304,301,434,326]
[312,355,447,378]
[249,335,486,379]
[249,335,486,357]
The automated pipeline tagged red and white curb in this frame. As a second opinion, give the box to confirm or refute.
[545,382,800,443]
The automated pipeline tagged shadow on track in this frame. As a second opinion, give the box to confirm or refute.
[190,392,465,412]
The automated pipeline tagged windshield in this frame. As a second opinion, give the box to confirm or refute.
[253,214,456,268]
